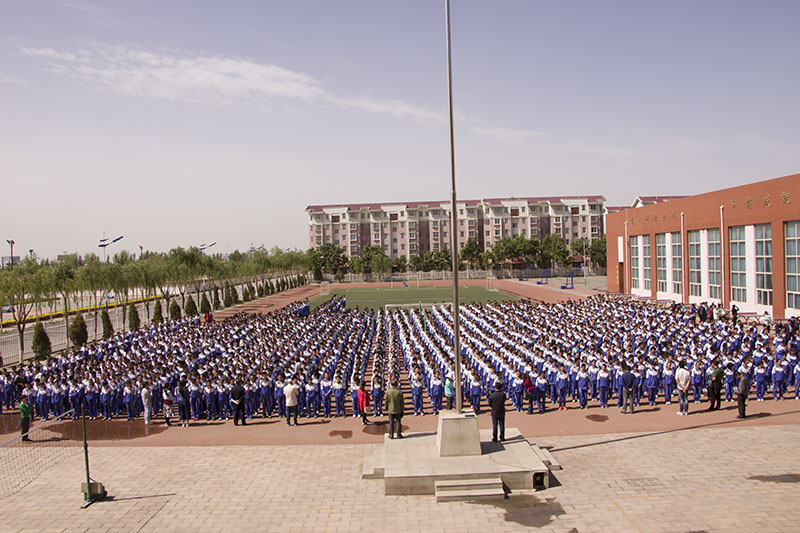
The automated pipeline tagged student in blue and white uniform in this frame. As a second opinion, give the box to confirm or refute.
[332,376,346,417]
[556,365,569,411]
[320,372,333,417]
[771,360,786,400]
[597,364,611,408]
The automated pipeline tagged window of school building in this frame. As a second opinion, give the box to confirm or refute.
[729,226,747,303]
[656,233,667,292]
[688,230,701,297]
[642,235,651,290]
[630,236,640,289]
[671,232,682,294]
[755,223,772,306]
[708,228,721,300]
[786,220,800,310]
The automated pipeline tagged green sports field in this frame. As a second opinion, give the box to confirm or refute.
[310,285,519,310]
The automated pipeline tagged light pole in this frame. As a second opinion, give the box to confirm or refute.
[5,239,14,269]
[584,238,587,285]
[98,233,124,262]
[444,0,463,414]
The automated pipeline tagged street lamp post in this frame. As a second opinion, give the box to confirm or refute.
[98,233,124,262]
[584,239,587,285]
[6,239,14,269]
[444,0,463,414]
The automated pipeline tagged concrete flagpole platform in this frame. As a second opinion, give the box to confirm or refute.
[362,413,551,501]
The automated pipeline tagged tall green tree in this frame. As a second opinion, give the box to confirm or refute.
[310,243,348,275]
[101,308,114,339]
[0,257,49,353]
[31,321,52,358]
[570,238,590,262]
[185,295,198,316]
[51,257,77,344]
[213,287,221,309]
[589,236,607,267]
[540,234,570,267]
[152,301,164,323]
[169,300,181,320]
[392,256,408,273]
[128,303,140,330]
[223,284,233,307]
[200,293,211,314]
[69,312,88,348]
[459,237,481,269]
[370,251,392,277]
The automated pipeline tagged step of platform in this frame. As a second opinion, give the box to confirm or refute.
[434,477,505,502]
[527,441,562,471]
[361,451,385,479]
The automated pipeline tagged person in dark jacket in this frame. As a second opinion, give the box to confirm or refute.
[177,378,191,427]
[736,371,750,419]
[620,364,635,414]
[487,381,507,442]
[231,380,246,426]
[707,360,723,411]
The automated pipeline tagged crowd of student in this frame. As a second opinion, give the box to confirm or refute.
[2,295,798,429]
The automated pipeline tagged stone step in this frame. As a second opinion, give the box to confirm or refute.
[528,440,562,470]
[434,477,503,493]
[435,487,506,503]
[361,452,385,479]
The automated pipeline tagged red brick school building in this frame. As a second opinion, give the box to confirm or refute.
[606,172,800,319]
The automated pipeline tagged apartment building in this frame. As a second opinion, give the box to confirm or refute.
[306,195,606,260]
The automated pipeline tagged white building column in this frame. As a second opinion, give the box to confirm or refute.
[700,229,710,300]
[745,224,757,309]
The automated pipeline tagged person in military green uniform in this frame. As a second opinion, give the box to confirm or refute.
[384,380,405,439]
[19,396,33,442]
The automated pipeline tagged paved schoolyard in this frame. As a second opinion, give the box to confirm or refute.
[1,423,798,532]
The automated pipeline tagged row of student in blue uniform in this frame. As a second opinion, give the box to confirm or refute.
[3,295,797,422]
[0,297,381,422]
[377,298,800,415]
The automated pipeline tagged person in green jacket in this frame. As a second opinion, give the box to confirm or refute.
[19,396,33,442]
[384,380,405,439]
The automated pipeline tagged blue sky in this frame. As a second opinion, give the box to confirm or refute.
[1,1,799,259]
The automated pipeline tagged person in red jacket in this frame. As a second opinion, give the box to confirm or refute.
[357,380,370,425]
[524,373,535,414]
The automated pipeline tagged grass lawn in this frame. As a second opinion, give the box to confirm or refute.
[310,284,519,310]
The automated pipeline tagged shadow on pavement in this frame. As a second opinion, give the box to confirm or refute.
[550,409,800,453]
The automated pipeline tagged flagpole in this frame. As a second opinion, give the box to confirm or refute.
[444,0,462,415]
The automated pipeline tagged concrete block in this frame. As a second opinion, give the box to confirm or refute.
[436,412,481,457]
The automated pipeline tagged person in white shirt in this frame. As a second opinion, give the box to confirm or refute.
[141,383,153,425]
[283,378,300,426]
[675,360,691,416]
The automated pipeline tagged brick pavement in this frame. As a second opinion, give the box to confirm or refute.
[1,424,799,532]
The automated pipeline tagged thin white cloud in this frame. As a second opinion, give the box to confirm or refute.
[544,140,643,157]
[61,2,141,30]
[328,94,445,124]
[20,43,587,149]
[0,71,28,86]
[21,47,86,62]
[468,125,545,146]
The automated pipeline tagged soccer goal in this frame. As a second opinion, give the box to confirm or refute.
[320,281,331,296]
[486,276,499,292]
[384,302,437,313]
